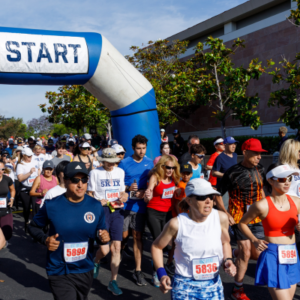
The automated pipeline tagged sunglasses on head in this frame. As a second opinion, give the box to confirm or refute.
[190,194,214,201]
[67,177,89,184]
[81,147,90,150]
[163,165,176,170]
[272,175,292,183]
[195,154,205,159]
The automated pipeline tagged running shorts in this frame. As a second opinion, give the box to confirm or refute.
[255,243,300,289]
[171,274,224,300]
[232,222,264,241]
[103,206,124,241]
[122,210,145,232]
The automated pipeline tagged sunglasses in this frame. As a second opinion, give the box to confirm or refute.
[195,154,205,159]
[67,177,89,184]
[81,147,91,150]
[191,194,214,201]
[216,142,224,146]
[163,165,176,170]
[117,152,125,155]
[272,175,292,183]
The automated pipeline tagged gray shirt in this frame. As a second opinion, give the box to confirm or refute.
[52,155,71,168]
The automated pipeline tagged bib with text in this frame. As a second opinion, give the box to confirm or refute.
[0,198,7,208]
[64,242,88,263]
[192,256,220,280]
[105,189,120,202]
[162,187,175,199]
[278,245,297,264]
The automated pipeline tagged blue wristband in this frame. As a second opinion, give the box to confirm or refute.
[157,267,168,281]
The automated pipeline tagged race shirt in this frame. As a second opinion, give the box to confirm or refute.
[33,154,46,170]
[16,161,38,187]
[218,163,265,224]
[32,194,106,276]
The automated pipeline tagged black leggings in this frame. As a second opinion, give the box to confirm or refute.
[19,191,36,224]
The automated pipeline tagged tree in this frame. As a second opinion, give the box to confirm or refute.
[126,39,198,126]
[27,116,54,137]
[0,117,26,139]
[192,37,267,137]
[39,85,110,136]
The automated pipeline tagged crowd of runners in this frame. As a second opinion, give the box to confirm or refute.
[0,125,300,300]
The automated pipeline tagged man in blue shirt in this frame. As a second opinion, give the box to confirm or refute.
[118,135,154,286]
[5,139,16,155]
[28,162,110,300]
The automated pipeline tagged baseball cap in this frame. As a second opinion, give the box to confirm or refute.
[108,139,118,146]
[17,138,23,144]
[30,136,35,140]
[241,138,267,153]
[43,160,54,169]
[111,144,126,154]
[223,136,239,144]
[48,138,54,144]
[22,148,33,156]
[68,137,75,143]
[16,146,23,151]
[83,133,92,140]
[60,137,67,142]
[64,162,89,178]
[160,129,165,132]
[185,178,220,197]
[8,140,14,145]
[80,142,91,148]
[213,138,224,146]
[266,164,299,180]
[180,163,193,173]
[173,129,179,134]
[2,150,9,155]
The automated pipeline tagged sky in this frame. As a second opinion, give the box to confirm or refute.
[0,0,248,123]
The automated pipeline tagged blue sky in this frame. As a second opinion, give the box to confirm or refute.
[0,0,248,123]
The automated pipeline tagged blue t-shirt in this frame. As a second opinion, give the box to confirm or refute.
[5,147,16,155]
[33,194,106,276]
[118,156,154,214]
[189,162,202,180]
[212,152,237,187]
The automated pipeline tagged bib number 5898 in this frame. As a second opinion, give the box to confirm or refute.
[66,247,86,257]
[196,263,218,274]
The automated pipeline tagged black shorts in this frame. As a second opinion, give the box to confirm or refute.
[48,270,93,300]
[232,222,265,241]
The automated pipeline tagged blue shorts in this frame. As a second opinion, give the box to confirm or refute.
[171,274,224,300]
[103,207,124,242]
[255,243,300,289]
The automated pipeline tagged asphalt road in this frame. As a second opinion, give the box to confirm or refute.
[1,212,300,300]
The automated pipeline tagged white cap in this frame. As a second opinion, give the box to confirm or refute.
[160,129,165,132]
[83,133,92,140]
[112,144,126,154]
[22,148,33,156]
[30,136,35,140]
[16,146,23,151]
[185,178,220,197]
[266,164,299,179]
[37,137,41,140]
[79,142,91,148]
[213,138,224,146]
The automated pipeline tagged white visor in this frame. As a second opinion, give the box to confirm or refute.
[80,142,91,148]
[266,164,300,179]
[213,138,224,146]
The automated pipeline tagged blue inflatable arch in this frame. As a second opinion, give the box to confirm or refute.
[0,27,161,158]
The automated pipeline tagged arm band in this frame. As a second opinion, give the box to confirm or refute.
[157,267,168,281]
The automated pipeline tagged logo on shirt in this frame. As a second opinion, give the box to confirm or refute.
[84,212,95,223]
[75,165,82,170]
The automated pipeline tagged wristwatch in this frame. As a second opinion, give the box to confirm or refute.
[223,257,234,267]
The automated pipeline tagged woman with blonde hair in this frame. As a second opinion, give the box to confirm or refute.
[144,155,180,287]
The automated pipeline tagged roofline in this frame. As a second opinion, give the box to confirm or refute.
[166,0,288,41]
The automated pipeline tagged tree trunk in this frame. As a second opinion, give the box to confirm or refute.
[221,119,226,139]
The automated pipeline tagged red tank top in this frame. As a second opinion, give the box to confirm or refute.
[147,180,176,212]
[36,175,57,204]
[262,195,298,237]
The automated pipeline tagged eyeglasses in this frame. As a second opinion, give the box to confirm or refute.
[117,152,125,155]
[272,175,292,183]
[191,194,214,201]
[195,154,205,159]
[163,165,176,170]
[81,147,91,151]
[66,177,89,184]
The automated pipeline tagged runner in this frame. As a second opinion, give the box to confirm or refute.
[87,148,128,295]
[151,178,236,299]
[111,144,126,167]
[144,155,180,287]
[0,161,15,245]
[45,139,55,154]
[277,126,288,151]
[119,134,154,286]
[206,137,225,188]
[172,130,185,159]
[33,144,46,173]
[28,137,36,150]
[30,160,58,216]
[28,162,110,300]
[188,144,206,180]
[73,142,94,173]
[82,133,98,157]
[153,142,178,165]
[179,135,200,164]
[52,142,71,168]
[239,163,300,300]
[6,139,15,155]
[40,161,69,208]
[218,138,266,300]
[160,129,168,143]
[16,148,38,233]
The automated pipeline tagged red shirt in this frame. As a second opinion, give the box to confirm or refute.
[147,180,175,212]
[207,152,221,186]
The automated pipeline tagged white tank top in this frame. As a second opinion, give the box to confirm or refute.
[174,210,223,277]
[286,166,300,197]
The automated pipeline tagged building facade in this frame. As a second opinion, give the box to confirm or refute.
[165,0,298,141]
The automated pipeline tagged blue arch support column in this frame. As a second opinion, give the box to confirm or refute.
[0,26,161,158]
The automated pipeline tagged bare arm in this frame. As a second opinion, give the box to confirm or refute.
[206,165,213,170]
[18,167,35,182]
[30,176,41,197]
[8,184,16,207]
[144,174,158,203]
[211,170,223,178]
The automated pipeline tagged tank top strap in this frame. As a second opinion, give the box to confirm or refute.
[77,155,83,163]
[265,196,275,209]
[286,194,297,212]
[87,155,92,164]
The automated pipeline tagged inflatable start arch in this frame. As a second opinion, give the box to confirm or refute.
[0,27,161,158]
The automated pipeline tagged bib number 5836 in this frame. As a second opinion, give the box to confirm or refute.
[195,263,218,274]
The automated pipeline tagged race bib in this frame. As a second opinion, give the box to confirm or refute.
[200,173,205,179]
[28,174,37,185]
[64,242,88,263]
[192,256,220,280]
[105,189,120,202]
[278,245,297,264]
[0,198,7,208]
[162,187,175,199]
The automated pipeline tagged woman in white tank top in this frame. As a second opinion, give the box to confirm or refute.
[151,178,236,300]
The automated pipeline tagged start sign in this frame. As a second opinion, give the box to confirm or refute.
[0,32,89,74]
